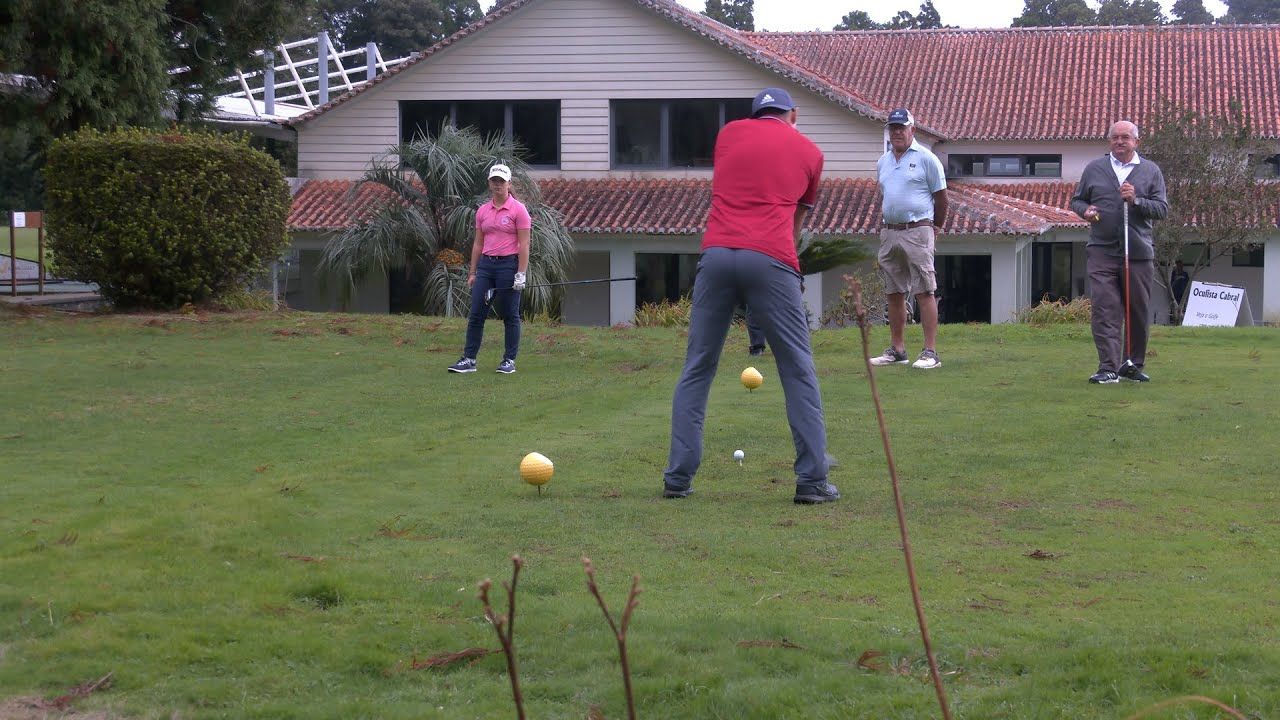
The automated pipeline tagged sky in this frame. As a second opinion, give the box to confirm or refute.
[668,0,1231,31]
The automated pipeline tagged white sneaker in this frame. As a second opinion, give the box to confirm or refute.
[869,347,909,366]
[911,348,941,369]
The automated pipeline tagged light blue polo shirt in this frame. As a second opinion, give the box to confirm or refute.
[876,140,946,224]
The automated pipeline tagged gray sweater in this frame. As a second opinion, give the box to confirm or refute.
[1070,155,1169,260]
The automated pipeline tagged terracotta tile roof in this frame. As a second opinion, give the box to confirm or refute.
[287,180,404,230]
[292,178,1082,236]
[964,180,1280,228]
[287,0,894,129]
[744,25,1280,141]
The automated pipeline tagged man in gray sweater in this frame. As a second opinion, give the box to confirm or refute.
[1070,120,1169,384]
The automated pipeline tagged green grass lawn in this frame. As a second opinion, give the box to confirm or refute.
[1,308,1277,719]
[2,227,47,263]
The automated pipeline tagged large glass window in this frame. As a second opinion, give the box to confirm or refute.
[399,100,560,167]
[635,252,699,305]
[946,153,1062,178]
[612,99,752,169]
[1232,244,1264,267]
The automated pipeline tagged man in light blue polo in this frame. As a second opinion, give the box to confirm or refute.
[870,108,948,370]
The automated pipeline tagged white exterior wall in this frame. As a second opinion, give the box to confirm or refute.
[296,0,885,179]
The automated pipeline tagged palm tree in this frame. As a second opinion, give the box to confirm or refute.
[318,123,574,316]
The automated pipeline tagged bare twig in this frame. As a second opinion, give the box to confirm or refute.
[479,555,526,720]
[584,557,641,720]
[852,280,953,720]
[1123,695,1247,720]
[45,671,113,710]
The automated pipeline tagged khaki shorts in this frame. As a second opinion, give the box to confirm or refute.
[877,226,937,296]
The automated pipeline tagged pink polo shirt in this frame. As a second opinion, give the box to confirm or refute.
[475,195,532,256]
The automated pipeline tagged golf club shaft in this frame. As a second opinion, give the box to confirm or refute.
[1122,201,1131,363]
[485,276,637,301]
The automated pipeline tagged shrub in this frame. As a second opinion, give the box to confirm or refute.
[44,128,290,309]
[633,296,693,327]
[1018,295,1092,324]
[822,270,887,327]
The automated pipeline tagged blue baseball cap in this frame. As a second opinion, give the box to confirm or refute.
[752,87,796,116]
[886,108,915,127]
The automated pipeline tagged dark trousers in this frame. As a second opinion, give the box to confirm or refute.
[664,247,828,489]
[1087,245,1153,372]
[463,255,520,361]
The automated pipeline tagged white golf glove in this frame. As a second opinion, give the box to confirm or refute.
[512,271,527,291]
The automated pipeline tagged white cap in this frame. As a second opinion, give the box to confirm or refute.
[488,164,512,182]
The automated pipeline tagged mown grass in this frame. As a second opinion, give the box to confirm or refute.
[1,307,1277,719]
[2,227,46,263]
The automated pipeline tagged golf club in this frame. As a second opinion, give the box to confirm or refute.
[484,275,638,304]
[1121,201,1134,373]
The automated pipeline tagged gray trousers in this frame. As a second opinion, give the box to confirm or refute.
[664,247,828,489]
[1087,245,1153,372]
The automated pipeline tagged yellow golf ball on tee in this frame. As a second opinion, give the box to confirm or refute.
[519,452,554,486]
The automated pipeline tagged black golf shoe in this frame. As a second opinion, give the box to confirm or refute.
[794,482,840,504]
[1118,364,1150,382]
[1089,370,1119,384]
[662,485,693,499]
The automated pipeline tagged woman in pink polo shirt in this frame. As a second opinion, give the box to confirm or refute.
[447,163,532,375]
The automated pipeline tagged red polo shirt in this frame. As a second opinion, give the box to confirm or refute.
[702,116,824,272]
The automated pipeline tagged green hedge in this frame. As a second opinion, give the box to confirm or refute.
[44,128,290,309]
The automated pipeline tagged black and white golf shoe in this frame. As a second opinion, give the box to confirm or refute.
[1088,370,1120,384]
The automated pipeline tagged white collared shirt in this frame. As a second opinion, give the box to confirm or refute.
[1110,152,1141,185]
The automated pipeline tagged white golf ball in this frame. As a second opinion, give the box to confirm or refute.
[733,450,745,461]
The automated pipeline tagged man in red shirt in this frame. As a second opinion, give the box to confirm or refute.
[663,87,838,505]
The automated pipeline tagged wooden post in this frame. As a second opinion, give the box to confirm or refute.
[8,213,15,297]
[38,226,44,294]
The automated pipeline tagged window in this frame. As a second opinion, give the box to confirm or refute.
[612,99,752,169]
[986,156,1023,176]
[1262,154,1280,178]
[945,153,1062,179]
[635,253,699,305]
[399,100,561,167]
[1232,244,1264,267]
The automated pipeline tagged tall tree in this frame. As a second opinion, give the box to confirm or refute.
[1011,0,1097,26]
[914,0,944,28]
[1170,0,1215,24]
[1,0,170,136]
[1096,0,1165,25]
[1222,0,1280,23]
[833,2,945,30]
[833,10,880,29]
[703,0,755,31]
[166,0,314,120]
[1169,0,1215,23]
[318,0,483,59]
[1140,101,1280,318]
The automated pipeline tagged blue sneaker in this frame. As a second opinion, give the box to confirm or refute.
[447,357,476,373]
[496,359,516,374]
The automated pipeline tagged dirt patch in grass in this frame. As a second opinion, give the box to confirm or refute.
[0,697,113,719]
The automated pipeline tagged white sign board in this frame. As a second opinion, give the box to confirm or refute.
[1182,281,1254,327]
[12,212,26,228]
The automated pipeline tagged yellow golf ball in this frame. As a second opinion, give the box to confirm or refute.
[741,367,764,390]
[519,452,554,486]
